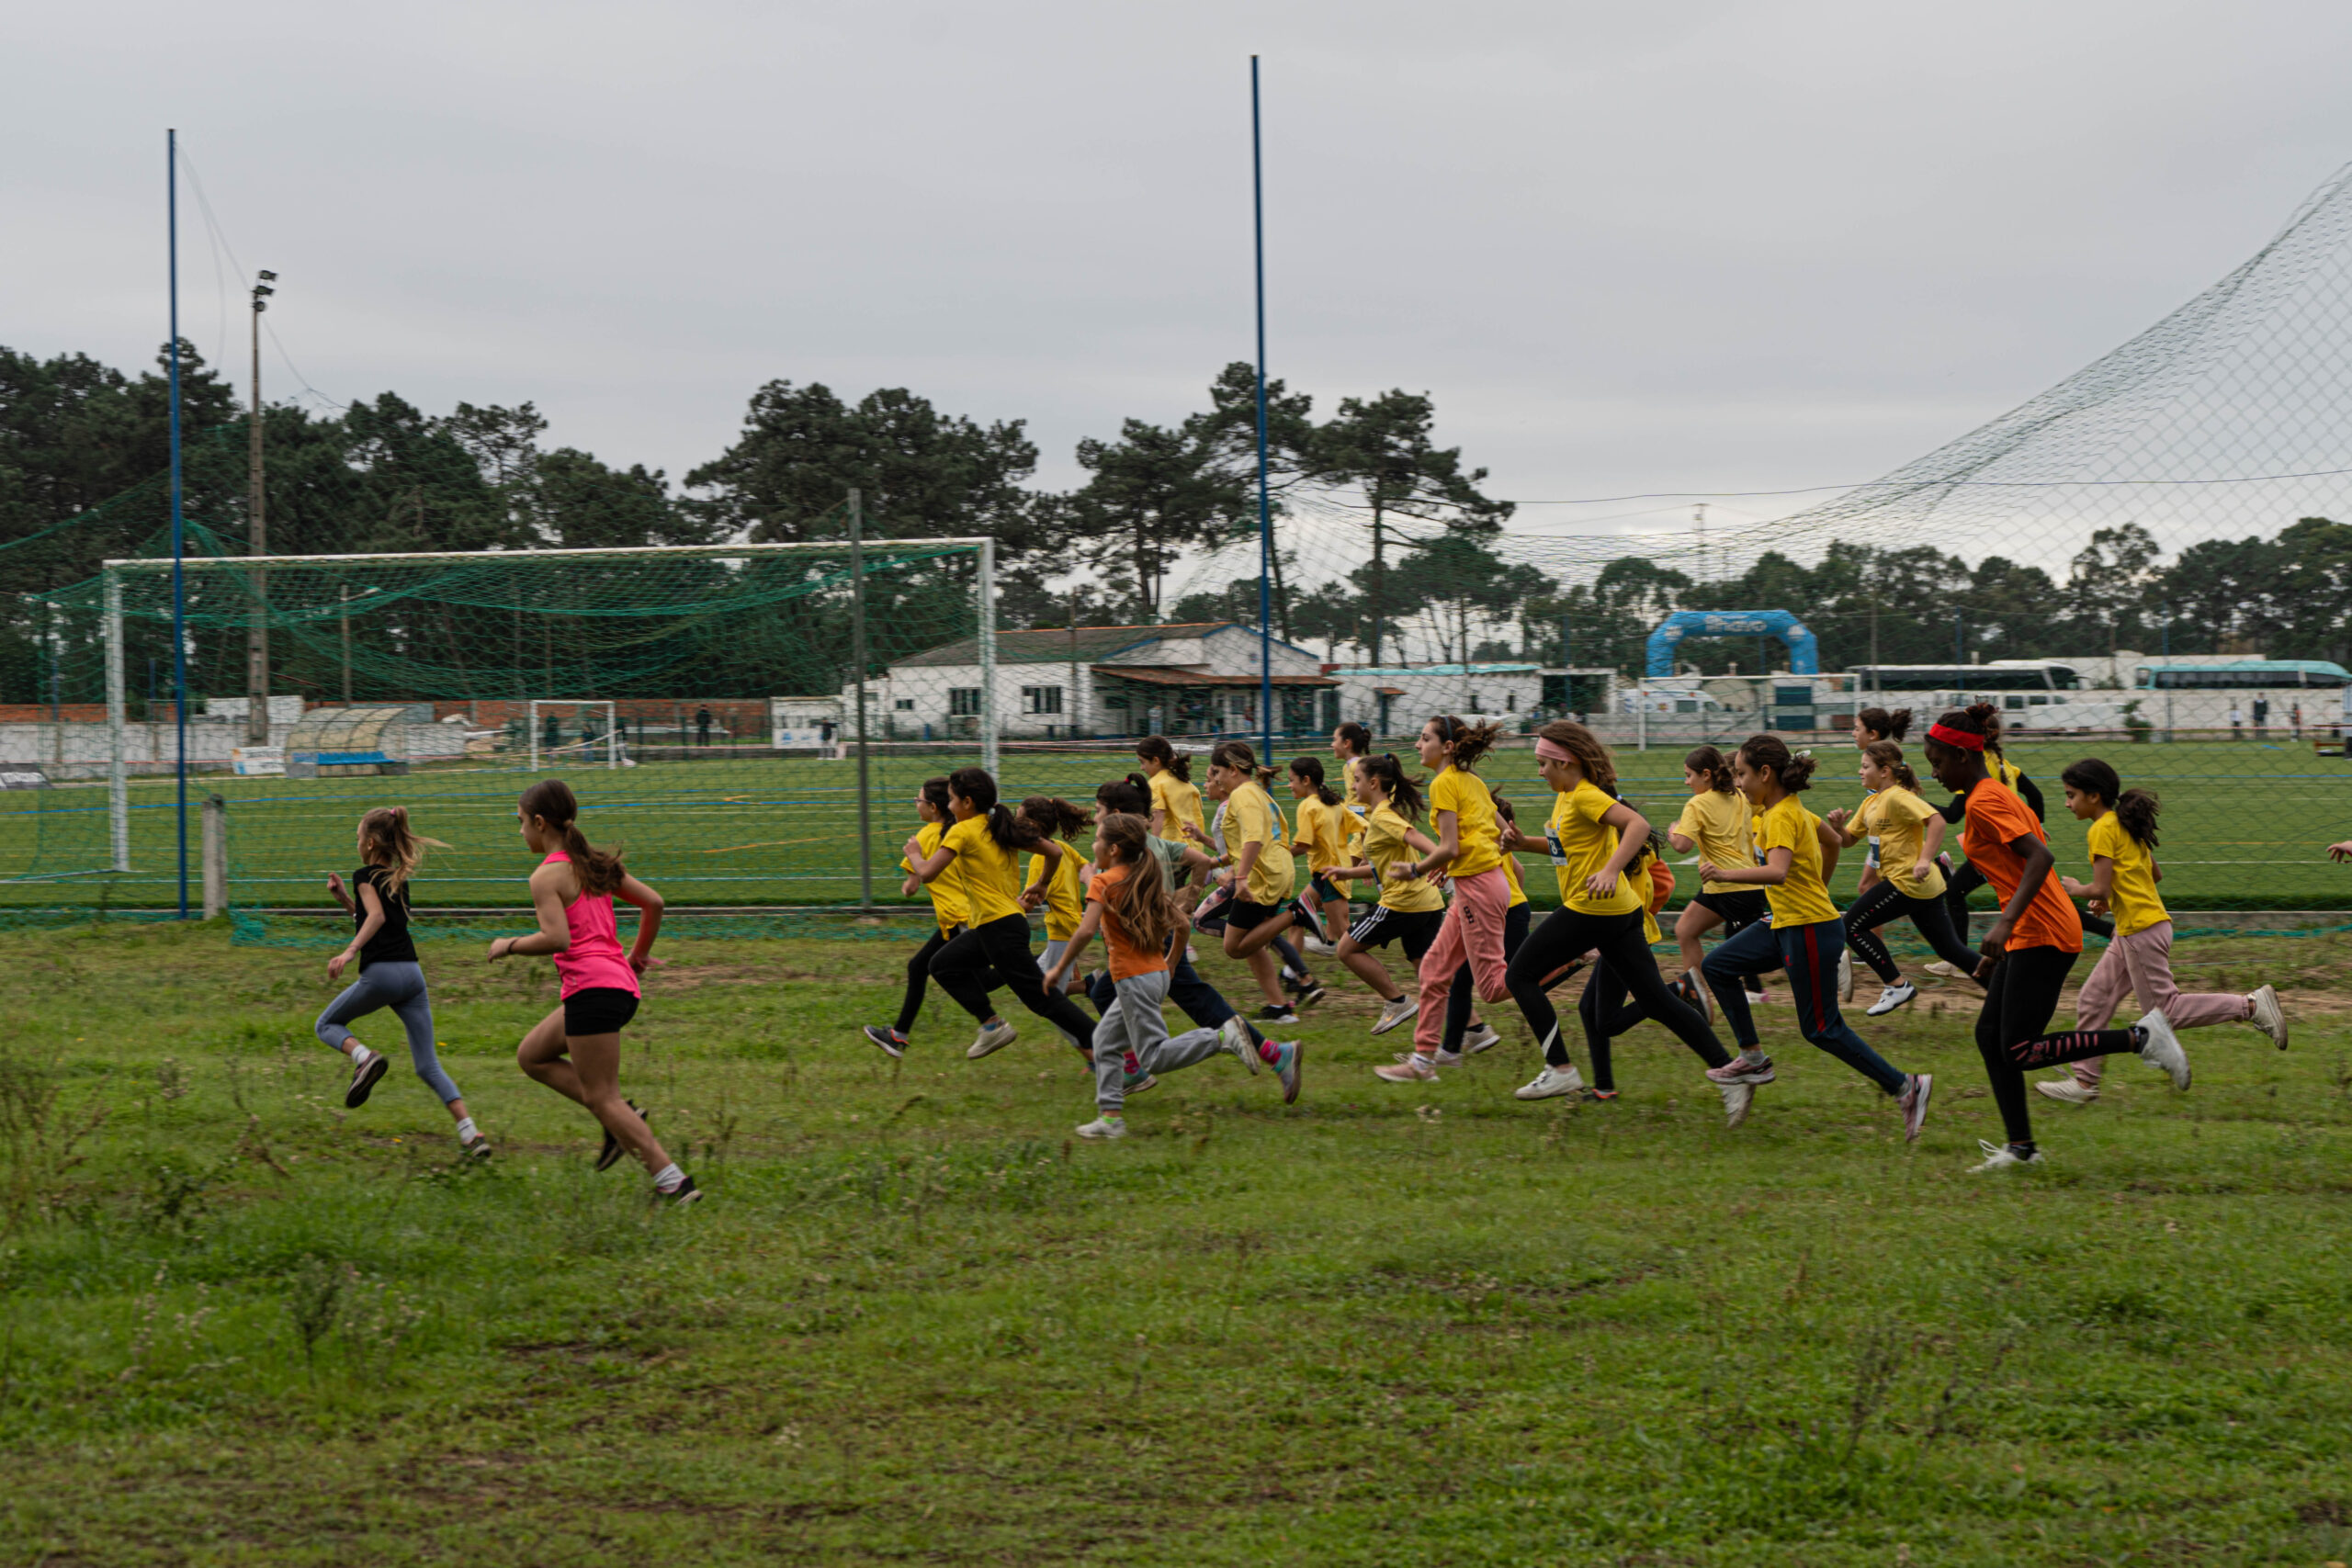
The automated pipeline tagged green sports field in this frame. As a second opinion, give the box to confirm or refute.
[2,737,2346,916]
[1,919,2348,1564]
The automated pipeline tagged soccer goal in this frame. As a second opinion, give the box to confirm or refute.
[62,537,1003,916]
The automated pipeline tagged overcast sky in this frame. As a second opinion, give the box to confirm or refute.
[10,0,2352,539]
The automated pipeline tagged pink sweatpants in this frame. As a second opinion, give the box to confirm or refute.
[1412,867,1513,1054]
[2068,920,2246,1086]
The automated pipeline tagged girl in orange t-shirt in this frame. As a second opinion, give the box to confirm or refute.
[1923,703,2191,1175]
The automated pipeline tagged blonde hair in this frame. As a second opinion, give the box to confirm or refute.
[356,806,438,897]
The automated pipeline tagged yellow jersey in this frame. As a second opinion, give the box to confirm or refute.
[1545,780,1643,916]
[1753,796,1838,927]
[1225,781,1295,906]
[1148,770,1205,843]
[900,818,967,933]
[1293,795,1351,873]
[2087,811,2166,936]
[1432,767,1501,878]
[1855,786,1946,899]
[1363,803,1443,913]
[1023,842,1085,942]
[943,814,1024,927]
[1500,849,1528,908]
[1672,788,1753,894]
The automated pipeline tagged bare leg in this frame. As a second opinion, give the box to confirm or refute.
[1242,944,1285,1006]
[1339,934,1404,1001]
[515,1005,673,1174]
[1227,908,1301,960]
[1675,900,1724,976]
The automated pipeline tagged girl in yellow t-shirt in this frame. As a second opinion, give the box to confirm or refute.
[1019,796,1094,998]
[1697,735,1932,1140]
[1666,744,1770,1014]
[2038,758,2286,1102]
[1374,716,1513,1081]
[1136,736,1206,851]
[1433,792,1539,1063]
[1326,751,1444,1037]
[1822,742,1981,1018]
[864,775,970,1057]
[1287,756,1354,951]
[1203,739,1325,1020]
[900,766,1101,1063]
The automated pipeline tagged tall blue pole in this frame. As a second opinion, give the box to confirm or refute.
[1250,57,1273,760]
[168,130,188,918]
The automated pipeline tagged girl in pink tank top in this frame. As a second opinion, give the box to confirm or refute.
[490,779,700,1205]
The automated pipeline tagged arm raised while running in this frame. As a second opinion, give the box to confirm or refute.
[1018,840,1066,911]
[1699,845,1794,887]
[904,835,959,884]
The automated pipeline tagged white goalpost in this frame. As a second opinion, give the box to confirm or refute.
[527,700,621,773]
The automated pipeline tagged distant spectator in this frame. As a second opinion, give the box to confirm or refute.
[696,705,712,747]
[2291,702,2303,739]
[2253,696,2269,739]
[2229,702,2244,739]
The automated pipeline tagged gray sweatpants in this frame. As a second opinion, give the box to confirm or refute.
[1093,968,1226,1113]
[314,960,463,1104]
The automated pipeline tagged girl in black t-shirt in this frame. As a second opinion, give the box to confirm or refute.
[318,807,486,1156]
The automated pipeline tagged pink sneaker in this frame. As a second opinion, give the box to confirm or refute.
[1705,1055,1776,1086]
[1374,1055,1439,1083]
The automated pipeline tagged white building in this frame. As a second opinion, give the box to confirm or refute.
[863,621,1335,740]
[1330,662,1545,737]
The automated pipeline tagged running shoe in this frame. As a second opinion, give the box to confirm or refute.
[1866,980,1918,1018]
[1287,897,1331,945]
[1218,1016,1260,1076]
[1395,1048,1466,1067]
[1256,1003,1299,1024]
[1514,1064,1585,1100]
[345,1050,390,1109]
[1589,1088,1619,1101]
[1372,996,1419,1035]
[862,1024,908,1058]
[1124,1073,1159,1097]
[2035,1076,2098,1105]
[1460,1022,1502,1055]
[1719,1081,1755,1129]
[1705,1055,1776,1087]
[1838,945,1855,1003]
[966,1020,1019,1060]
[1923,960,1964,979]
[1898,1073,1933,1143]
[2136,1010,2190,1090]
[597,1100,650,1172]
[1272,1039,1304,1104]
[658,1175,703,1206]
[1967,1139,2043,1173]
[461,1132,493,1161]
[2247,984,2289,1049]
[1302,936,1339,957]
[1294,980,1328,1009]
[1076,1115,1127,1141]
[1674,973,1714,1027]
[1374,1055,1439,1083]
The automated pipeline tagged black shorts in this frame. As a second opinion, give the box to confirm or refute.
[1691,889,1768,934]
[1227,897,1288,931]
[564,987,639,1036]
[1348,905,1443,963]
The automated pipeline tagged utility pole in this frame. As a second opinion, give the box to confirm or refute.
[848,489,872,913]
[1068,586,1080,739]
[245,270,277,745]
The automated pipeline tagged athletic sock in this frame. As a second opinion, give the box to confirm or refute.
[1739,1045,1768,1064]
[1256,1034,1281,1064]
[1122,1050,1142,1075]
[454,1116,478,1142]
[651,1162,684,1193]
[349,1043,374,1067]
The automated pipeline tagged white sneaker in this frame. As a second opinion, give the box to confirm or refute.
[1374,1055,1438,1083]
[1302,936,1338,956]
[2035,1076,2099,1105]
[1866,979,1917,1018]
[966,1020,1018,1060]
[1075,1115,1127,1140]
[1461,1022,1502,1055]
[2246,984,2289,1049]
[1924,960,1963,979]
[1719,1081,1755,1129]
[1514,1064,1585,1100]
[1968,1138,2044,1173]
[1218,1016,1260,1075]
[1838,944,1855,1002]
[1371,996,1419,1035]
[2137,1010,2190,1090]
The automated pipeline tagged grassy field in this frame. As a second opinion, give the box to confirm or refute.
[2,919,2350,1563]
[3,735,2349,913]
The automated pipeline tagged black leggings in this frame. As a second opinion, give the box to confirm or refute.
[1845,878,1983,985]
[1947,857,2112,942]
[1577,963,1657,1092]
[896,926,956,1034]
[1973,944,2136,1145]
[930,914,1097,1053]
[1508,908,1728,1073]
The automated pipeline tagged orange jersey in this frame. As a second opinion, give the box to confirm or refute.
[1961,775,2083,953]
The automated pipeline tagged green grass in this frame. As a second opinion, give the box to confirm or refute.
[6,735,2348,914]
[2,919,2350,1563]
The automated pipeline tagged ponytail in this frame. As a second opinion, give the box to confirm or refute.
[2061,758,2159,848]
[1736,734,1817,793]
[1335,720,1372,757]
[2117,787,2161,849]
[357,804,443,897]
[1429,714,1502,772]
[1136,735,1191,783]
[1363,752,1427,823]
[1683,744,1735,795]
[518,779,626,896]
[1862,740,1919,794]
[1856,706,1913,742]
[1289,755,1343,807]
[1019,795,1094,841]
[950,767,1043,851]
[1094,774,1150,816]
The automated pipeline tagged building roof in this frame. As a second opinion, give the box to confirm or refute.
[892,622,1233,669]
[1093,665,1337,688]
[1335,662,1542,677]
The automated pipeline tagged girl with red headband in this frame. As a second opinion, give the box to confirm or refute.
[1696,735,1936,1140]
[1921,705,2190,1171]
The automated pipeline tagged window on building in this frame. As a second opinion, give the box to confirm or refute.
[895,698,915,711]
[948,688,983,716]
[1022,684,1063,715]
[1506,693,1517,712]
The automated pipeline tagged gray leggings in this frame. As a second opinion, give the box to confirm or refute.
[313,961,463,1104]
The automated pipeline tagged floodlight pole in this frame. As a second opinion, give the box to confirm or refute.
[168,129,189,920]
[849,488,873,913]
[1251,54,1274,760]
[246,271,274,746]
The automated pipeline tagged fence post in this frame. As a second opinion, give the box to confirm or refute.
[106,568,130,871]
[849,489,873,914]
[978,538,999,777]
[201,793,227,919]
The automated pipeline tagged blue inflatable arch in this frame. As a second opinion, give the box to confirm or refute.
[1645,610,1819,678]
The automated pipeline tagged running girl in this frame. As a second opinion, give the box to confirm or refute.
[1327,752,1443,1037]
[1136,736,1206,847]
[1823,742,1984,1015]
[1439,793,1535,1061]
[1332,721,1374,801]
[1569,824,1683,1100]
[1697,735,1935,1140]
[1288,756,1352,954]
[317,807,485,1156]
[906,768,1099,1061]
[1932,712,2114,958]
[1489,720,1732,1105]
[1665,744,1768,1017]
[1919,705,2188,1172]
[1374,716,1514,1083]
[490,781,696,1203]
[1204,740,1327,1021]
[863,777,967,1057]
[1021,795,1093,989]
[2037,759,2287,1103]
[1046,814,1295,1140]
[1849,706,1912,895]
